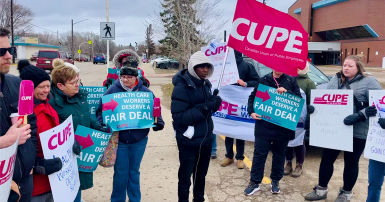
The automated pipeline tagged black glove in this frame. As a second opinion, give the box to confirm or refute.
[305,116,310,130]
[35,157,63,175]
[379,118,385,129]
[212,95,222,111]
[196,100,216,116]
[307,105,315,114]
[153,122,164,131]
[104,78,113,87]
[344,112,366,125]
[73,139,81,155]
[205,99,217,112]
[364,106,377,118]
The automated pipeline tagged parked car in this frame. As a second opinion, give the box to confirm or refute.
[152,57,169,67]
[142,58,148,63]
[157,59,179,69]
[30,52,38,61]
[94,53,106,64]
[75,57,87,62]
[36,50,74,72]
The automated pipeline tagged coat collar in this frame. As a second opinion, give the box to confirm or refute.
[51,86,88,107]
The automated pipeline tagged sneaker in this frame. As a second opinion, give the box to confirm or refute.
[335,188,353,202]
[221,158,234,167]
[271,180,280,194]
[291,163,303,178]
[211,152,217,159]
[81,200,85,202]
[304,185,328,201]
[284,161,293,175]
[244,182,260,196]
[236,160,245,169]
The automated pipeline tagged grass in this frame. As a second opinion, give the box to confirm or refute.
[154,68,179,74]
[161,83,174,110]
[381,82,385,89]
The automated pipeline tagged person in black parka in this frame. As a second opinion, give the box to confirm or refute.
[171,51,221,202]
[244,70,301,196]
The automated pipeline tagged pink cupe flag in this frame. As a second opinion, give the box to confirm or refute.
[18,80,34,124]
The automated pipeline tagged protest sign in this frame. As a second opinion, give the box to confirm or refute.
[0,139,18,201]
[253,84,304,131]
[228,0,308,76]
[40,116,80,202]
[107,68,119,84]
[102,92,154,131]
[212,85,255,141]
[310,90,354,152]
[201,43,239,88]
[80,86,106,119]
[364,90,385,162]
[75,126,112,172]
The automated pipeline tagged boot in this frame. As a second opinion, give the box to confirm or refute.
[291,163,303,178]
[334,188,353,202]
[236,160,245,169]
[221,158,234,167]
[283,161,293,175]
[304,185,328,201]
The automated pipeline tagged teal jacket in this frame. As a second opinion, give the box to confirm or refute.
[49,86,104,190]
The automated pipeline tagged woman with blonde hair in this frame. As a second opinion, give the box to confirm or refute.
[305,55,382,202]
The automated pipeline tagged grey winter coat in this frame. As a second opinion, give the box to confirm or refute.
[327,73,382,139]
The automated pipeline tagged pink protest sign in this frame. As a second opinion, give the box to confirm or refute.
[153,98,161,123]
[18,80,34,116]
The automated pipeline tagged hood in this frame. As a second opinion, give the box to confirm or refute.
[187,51,214,80]
[115,76,144,91]
[234,50,243,65]
[113,49,141,69]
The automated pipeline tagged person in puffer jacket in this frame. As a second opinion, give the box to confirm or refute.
[304,54,382,202]
[171,51,222,202]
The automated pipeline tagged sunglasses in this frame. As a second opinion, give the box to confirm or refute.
[0,47,16,57]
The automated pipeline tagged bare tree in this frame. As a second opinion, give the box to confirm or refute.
[0,0,34,32]
[145,24,155,57]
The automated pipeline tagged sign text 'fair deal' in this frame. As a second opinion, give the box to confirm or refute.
[81,86,106,119]
[310,90,354,152]
[39,116,80,202]
[102,92,154,131]
[75,126,112,172]
[364,90,385,162]
[253,84,304,131]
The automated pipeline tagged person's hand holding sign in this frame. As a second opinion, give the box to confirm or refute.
[251,113,262,120]
[277,87,287,94]
[237,79,247,87]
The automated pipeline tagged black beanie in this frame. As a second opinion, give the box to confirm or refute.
[120,66,138,77]
[18,60,51,88]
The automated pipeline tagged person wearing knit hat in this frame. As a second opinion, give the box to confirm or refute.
[171,51,221,202]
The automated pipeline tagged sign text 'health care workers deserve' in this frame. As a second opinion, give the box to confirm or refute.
[81,86,106,119]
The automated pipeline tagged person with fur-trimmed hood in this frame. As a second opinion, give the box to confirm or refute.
[171,51,222,202]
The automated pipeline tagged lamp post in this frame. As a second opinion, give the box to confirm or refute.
[11,0,15,63]
[71,19,89,59]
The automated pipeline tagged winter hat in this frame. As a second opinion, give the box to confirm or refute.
[18,60,51,88]
[187,51,214,80]
[52,58,80,73]
[120,66,138,77]
[298,62,309,75]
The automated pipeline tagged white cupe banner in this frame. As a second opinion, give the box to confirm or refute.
[40,115,80,202]
[0,138,18,201]
[201,42,239,88]
[364,90,385,162]
[212,85,255,141]
[310,90,354,152]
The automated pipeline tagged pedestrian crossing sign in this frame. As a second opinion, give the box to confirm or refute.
[100,22,115,40]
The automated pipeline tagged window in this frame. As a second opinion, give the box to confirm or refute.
[38,51,58,58]
[355,48,357,55]
[367,48,370,63]
[316,25,377,41]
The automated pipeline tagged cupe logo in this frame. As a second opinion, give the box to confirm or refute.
[313,94,349,105]
[21,96,32,101]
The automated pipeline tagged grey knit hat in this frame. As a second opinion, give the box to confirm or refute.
[187,51,214,80]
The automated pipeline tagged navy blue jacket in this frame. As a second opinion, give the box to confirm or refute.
[96,78,164,144]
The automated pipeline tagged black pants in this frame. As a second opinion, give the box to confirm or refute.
[225,137,245,160]
[18,174,33,202]
[319,137,366,191]
[250,137,289,184]
[177,142,211,202]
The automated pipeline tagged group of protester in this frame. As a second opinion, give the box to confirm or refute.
[0,27,164,202]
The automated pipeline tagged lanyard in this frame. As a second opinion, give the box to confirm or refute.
[273,77,280,88]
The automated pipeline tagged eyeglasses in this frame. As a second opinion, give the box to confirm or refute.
[66,79,81,86]
[121,76,135,80]
[0,47,16,57]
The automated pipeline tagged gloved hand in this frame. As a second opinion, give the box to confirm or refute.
[35,157,63,175]
[305,116,310,130]
[104,78,113,87]
[73,139,81,155]
[212,95,222,111]
[205,99,217,112]
[379,118,385,129]
[364,106,377,118]
[153,122,164,131]
[307,105,315,114]
[196,99,216,116]
[344,112,366,125]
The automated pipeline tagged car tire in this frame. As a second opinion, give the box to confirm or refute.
[159,64,167,69]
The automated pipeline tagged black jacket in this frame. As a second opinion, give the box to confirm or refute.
[0,74,37,184]
[234,51,260,87]
[247,72,301,141]
[171,70,219,147]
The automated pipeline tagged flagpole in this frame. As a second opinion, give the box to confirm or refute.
[214,46,230,95]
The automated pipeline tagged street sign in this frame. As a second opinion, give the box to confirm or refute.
[78,50,81,54]
[100,22,115,40]
[135,46,138,51]
[88,40,92,45]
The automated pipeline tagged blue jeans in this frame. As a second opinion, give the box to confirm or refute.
[73,190,81,202]
[211,134,217,154]
[111,137,148,202]
[367,159,385,202]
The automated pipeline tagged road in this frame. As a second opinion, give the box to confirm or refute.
[8,62,385,202]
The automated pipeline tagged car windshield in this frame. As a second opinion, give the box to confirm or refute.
[38,52,58,59]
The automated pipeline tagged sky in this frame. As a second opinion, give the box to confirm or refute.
[18,0,297,46]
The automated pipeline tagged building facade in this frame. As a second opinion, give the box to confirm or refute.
[289,0,385,67]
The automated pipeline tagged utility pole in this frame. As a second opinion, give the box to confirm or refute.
[91,31,94,60]
[11,0,15,63]
[224,30,227,43]
[71,19,74,59]
[57,30,59,45]
[106,0,109,72]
